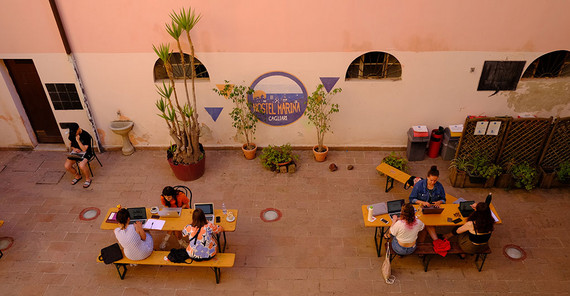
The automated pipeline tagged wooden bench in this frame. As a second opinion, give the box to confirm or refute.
[97,251,235,283]
[389,241,490,272]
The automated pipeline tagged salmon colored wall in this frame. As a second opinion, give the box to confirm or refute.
[52,0,570,53]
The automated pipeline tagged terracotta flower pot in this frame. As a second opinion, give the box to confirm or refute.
[167,144,206,181]
[313,145,328,162]
[242,143,257,160]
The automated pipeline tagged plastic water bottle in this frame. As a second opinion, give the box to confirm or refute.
[222,202,227,215]
[485,193,492,206]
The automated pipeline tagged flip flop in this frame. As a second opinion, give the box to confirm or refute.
[71,177,82,185]
[83,179,92,188]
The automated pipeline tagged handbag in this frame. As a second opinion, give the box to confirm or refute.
[99,243,123,264]
[167,248,191,263]
[381,241,396,284]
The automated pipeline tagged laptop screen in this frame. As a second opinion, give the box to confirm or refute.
[127,207,147,220]
[194,203,214,215]
[387,199,404,213]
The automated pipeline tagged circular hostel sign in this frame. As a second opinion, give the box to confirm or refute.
[248,72,307,126]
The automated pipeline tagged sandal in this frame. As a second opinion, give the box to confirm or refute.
[83,179,92,188]
[71,177,82,185]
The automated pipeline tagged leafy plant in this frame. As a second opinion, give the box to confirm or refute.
[557,161,570,183]
[451,153,501,179]
[480,163,503,179]
[449,157,469,172]
[512,162,538,191]
[154,7,202,164]
[213,82,257,150]
[304,84,342,152]
[260,144,299,170]
[382,152,409,173]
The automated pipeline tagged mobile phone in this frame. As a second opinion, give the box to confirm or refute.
[380,218,389,223]
[216,216,221,223]
[452,218,462,224]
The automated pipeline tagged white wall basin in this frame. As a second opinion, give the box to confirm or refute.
[110,120,134,136]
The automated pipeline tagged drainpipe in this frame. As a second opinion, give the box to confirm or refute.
[48,0,104,152]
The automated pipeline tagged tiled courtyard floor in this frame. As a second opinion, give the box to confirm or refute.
[0,149,568,295]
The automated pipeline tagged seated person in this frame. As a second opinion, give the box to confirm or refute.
[384,203,425,255]
[409,165,446,241]
[182,208,223,260]
[446,202,494,256]
[114,208,153,260]
[160,186,190,249]
[63,123,94,188]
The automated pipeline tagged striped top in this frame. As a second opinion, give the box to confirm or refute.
[114,224,153,260]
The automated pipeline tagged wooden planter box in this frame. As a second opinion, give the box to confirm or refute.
[539,167,570,189]
[495,173,513,188]
[449,167,495,188]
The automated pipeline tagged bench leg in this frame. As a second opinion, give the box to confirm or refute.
[421,255,431,272]
[475,253,488,272]
[114,263,128,280]
[211,267,221,284]
[0,249,3,259]
[385,176,395,193]
[374,227,386,257]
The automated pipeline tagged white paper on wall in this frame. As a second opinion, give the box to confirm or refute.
[474,121,489,135]
[486,121,501,135]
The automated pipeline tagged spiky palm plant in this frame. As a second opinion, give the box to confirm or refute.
[154,7,202,164]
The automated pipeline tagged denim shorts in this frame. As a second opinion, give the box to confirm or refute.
[391,237,417,256]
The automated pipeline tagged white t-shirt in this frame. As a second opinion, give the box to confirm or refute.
[389,219,425,244]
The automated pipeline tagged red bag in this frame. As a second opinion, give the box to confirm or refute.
[433,239,451,257]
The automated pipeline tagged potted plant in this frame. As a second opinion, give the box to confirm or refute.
[511,162,538,191]
[154,7,204,181]
[557,161,570,183]
[259,144,299,172]
[381,152,409,173]
[304,83,342,161]
[539,160,570,189]
[213,82,258,159]
[449,154,501,188]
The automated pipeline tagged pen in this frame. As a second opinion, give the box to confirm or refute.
[151,222,154,228]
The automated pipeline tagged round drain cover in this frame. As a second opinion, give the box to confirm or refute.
[503,244,527,261]
[0,237,14,251]
[260,208,282,222]
[79,207,100,221]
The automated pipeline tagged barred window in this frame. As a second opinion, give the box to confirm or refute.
[522,50,570,79]
[153,53,209,81]
[345,51,402,80]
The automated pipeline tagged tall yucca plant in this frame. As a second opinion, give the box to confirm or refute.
[154,7,202,164]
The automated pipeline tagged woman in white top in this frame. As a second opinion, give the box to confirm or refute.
[385,203,425,255]
[114,208,153,260]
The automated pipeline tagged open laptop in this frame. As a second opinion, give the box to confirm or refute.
[459,201,475,217]
[127,207,147,224]
[158,207,182,218]
[422,206,444,215]
[194,203,215,223]
[387,199,405,219]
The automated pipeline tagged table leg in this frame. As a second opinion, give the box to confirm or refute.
[215,232,227,253]
[374,227,386,257]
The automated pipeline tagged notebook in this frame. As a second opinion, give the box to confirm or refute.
[387,199,405,218]
[158,207,182,218]
[127,207,147,224]
[194,203,215,223]
[422,206,444,215]
[67,151,86,161]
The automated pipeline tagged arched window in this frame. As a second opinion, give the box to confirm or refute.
[522,50,570,78]
[345,51,402,80]
[153,53,209,81]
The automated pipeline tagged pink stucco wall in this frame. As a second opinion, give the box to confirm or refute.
[3,0,566,54]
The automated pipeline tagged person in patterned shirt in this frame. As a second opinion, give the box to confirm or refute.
[182,208,223,260]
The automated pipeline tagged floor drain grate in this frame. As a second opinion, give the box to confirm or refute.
[503,244,527,261]
[260,208,282,222]
[79,207,100,221]
[0,237,14,251]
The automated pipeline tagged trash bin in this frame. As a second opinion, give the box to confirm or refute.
[440,127,461,160]
[427,127,444,158]
[406,128,429,161]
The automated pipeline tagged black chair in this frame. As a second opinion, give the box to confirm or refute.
[75,138,103,177]
[173,185,192,208]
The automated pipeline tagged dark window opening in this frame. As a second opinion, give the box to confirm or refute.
[522,50,570,78]
[345,51,402,80]
[46,83,83,110]
[153,53,209,80]
[477,61,526,91]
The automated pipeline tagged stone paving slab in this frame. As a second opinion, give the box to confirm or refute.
[0,149,568,295]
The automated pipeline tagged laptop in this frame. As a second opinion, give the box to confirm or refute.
[387,199,405,218]
[158,207,182,218]
[370,202,388,216]
[127,207,147,224]
[459,201,475,217]
[194,203,215,223]
[422,206,444,215]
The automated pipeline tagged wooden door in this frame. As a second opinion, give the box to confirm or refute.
[4,59,63,143]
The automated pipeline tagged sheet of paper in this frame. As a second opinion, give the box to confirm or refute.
[412,125,428,132]
[449,124,463,133]
[491,211,499,222]
[474,121,489,135]
[143,219,165,230]
[486,121,501,135]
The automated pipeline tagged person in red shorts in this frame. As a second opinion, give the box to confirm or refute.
[160,186,190,249]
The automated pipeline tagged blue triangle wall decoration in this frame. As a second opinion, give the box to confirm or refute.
[205,107,223,122]
[320,77,340,93]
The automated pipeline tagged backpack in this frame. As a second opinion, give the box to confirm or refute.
[167,248,190,263]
